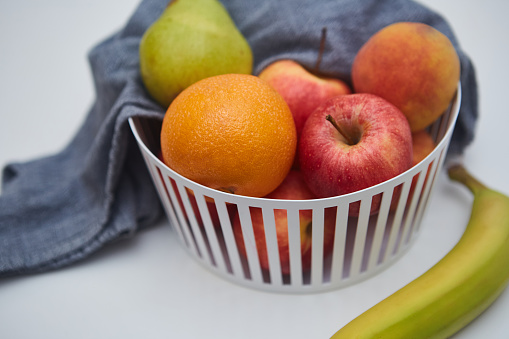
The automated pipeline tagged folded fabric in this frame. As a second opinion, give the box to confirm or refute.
[0,0,478,277]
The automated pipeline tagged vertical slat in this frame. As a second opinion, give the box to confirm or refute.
[287,207,303,286]
[436,107,451,141]
[383,180,411,260]
[400,170,427,246]
[428,113,442,142]
[367,188,394,270]
[310,207,325,286]
[214,200,244,279]
[194,193,226,272]
[349,197,372,277]
[162,175,199,256]
[329,203,349,283]
[145,157,182,240]
[262,207,283,286]
[413,160,439,236]
[237,204,263,284]
[414,148,446,234]
[175,183,211,264]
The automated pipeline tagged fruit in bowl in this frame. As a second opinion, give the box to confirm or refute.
[411,130,436,167]
[298,93,413,215]
[352,22,460,132]
[160,73,297,198]
[232,170,336,275]
[391,130,437,211]
[410,129,437,195]
[136,13,462,294]
[258,60,351,138]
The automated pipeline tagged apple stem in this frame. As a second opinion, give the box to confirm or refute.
[314,27,327,72]
[326,115,356,145]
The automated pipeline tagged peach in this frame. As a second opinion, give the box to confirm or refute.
[352,22,460,132]
[391,130,437,211]
[412,130,436,167]
[410,129,437,197]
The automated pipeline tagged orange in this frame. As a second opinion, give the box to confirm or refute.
[160,74,297,198]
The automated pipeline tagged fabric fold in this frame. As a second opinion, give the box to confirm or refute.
[0,0,478,277]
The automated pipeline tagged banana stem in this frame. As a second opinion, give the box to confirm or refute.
[448,164,487,195]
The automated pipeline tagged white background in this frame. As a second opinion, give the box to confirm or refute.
[1,0,509,338]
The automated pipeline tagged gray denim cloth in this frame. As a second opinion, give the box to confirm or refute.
[0,0,478,277]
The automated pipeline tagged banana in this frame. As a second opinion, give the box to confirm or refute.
[330,164,509,339]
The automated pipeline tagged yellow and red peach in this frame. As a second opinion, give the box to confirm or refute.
[352,22,460,132]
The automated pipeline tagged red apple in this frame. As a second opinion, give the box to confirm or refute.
[298,93,413,216]
[232,170,336,275]
[258,60,351,138]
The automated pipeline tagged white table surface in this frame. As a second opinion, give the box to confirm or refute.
[1,1,508,338]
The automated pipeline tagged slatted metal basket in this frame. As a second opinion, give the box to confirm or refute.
[129,84,461,293]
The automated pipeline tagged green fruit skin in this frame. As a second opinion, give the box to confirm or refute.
[139,0,253,108]
[331,165,509,339]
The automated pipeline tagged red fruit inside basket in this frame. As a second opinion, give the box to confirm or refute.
[232,170,336,275]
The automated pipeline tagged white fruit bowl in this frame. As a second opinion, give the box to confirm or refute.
[129,84,461,294]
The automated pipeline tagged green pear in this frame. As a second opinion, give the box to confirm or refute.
[139,0,253,108]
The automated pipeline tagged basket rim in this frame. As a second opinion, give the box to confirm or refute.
[129,83,461,207]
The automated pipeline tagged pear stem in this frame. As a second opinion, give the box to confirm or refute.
[448,164,487,195]
[326,115,355,146]
[314,27,327,72]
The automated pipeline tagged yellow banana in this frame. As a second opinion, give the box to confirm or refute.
[330,164,509,339]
